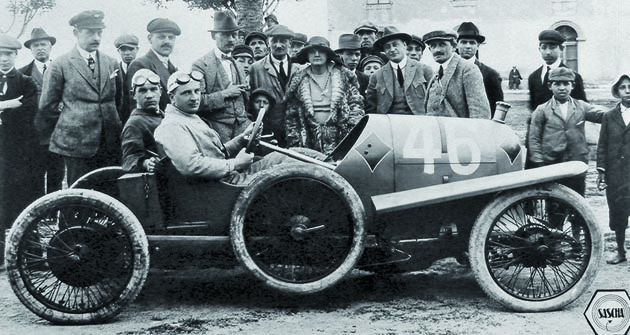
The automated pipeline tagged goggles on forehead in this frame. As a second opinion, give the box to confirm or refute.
[168,70,203,93]
[132,72,160,88]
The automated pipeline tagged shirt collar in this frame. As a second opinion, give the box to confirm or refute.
[436,54,454,72]
[76,45,97,60]
[270,54,288,66]
[544,58,562,70]
[0,67,15,75]
[214,47,231,61]
[621,105,630,114]
[151,48,169,63]
[389,56,408,70]
[463,56,476,64]
[34,59,49,72]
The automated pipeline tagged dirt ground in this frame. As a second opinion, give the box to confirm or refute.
[1,96,627,335]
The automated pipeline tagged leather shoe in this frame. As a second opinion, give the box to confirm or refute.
[607,255,627,265]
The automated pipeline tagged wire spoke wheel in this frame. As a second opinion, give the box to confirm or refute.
[5,190,149,324]
[470,183,602,312]
[231,165,365,294]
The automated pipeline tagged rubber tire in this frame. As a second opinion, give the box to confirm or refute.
[469,183,602,312]
[5,189,149,324]
[69,166,126,199]
[230,164,366,294]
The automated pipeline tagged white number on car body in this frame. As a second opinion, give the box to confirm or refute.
[401,119,442,174]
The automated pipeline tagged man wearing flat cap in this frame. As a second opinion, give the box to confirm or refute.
[246,31,269,61]
[424,29,490,119]
[127,18,180,113]
[115,33,139,124]
[249,24,300,147]
[0,35,43,256]
[456,22,503,117]
[336,34,369,98]
[353,21,388,72]
[407,34,434,83]
[19,27,64,194]
[193,10,250,143]
[290,32,307,59]
[36,10,123,186]
[365,26,429,115]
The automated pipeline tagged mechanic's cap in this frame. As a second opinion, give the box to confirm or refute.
[0,34,22,51]
[69,10,106,29]
[358,54,385,70]
[292,32,308,45]
[232,44,254,59]
[548,67,575,82]
[114,34,139,49]
[538,29,565,45]
[147,18,181,36]
[167,70,203,93]
[353,21,378,35]
[422,29,458,45]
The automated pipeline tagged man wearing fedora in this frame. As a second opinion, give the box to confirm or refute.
[456,22,503,117]
[365,26,429,115]
[249,25,299,147]
[245,31,268,61]
[19,27,64,194]
[0,34,44,258]
[336,34,369,98]
[424,29,490,119]
[407,34,434,83]
[193,10,250,143]
[127,18,180,113]
[36,10,123,186]
[353,21,388,72]
[114,33,140,125]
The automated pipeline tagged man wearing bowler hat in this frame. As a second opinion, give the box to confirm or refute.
[36,10,123,186]
[0,34,43,259]
[193,10,250,143]
[127,18,180,112]
[456,22,503,117]
[19,27,64,194]
[245,31,268,61]
[424,29,490,119]
[365,26,429,115]
[249,24,299,147]
[114,33,139,124]
[353,21,388,72]
[336,34,369,98]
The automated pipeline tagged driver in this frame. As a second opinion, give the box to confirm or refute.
[154,71,296,185]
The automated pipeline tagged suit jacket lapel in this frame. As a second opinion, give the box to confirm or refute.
[441,54,458,90]
[403,61,417,90]
[98,51,110,93]
[69,48,98,92]
[383,64,394,96]
[146,50,171,88]
[264,57,282,92]
[30,61,43,86]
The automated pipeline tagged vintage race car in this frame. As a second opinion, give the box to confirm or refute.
[4,113,602,324]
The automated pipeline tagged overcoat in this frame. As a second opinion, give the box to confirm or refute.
[365,58,428,115]
[475,59,504,116]
[18,61,44,96]
[425,54,491,119]
[597,104,630,230]
[36,48,123,158]
[127,50,177,113]
[285,65,364,156]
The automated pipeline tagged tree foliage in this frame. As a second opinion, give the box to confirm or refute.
[147,0,283,16]
[2,0,56,38]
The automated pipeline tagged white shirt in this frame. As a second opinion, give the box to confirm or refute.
[270,54,289,75]
[621,105,630,126]
[214,48,234,82]
[541,58,562,82]
[151,48,170,69]
[0,67,13,94]
[76,46,97,65]
[435,55,454,80]
[34,59,51,74]
[390,56,408,82]
[120,61,129,74]
[556,100,569,120]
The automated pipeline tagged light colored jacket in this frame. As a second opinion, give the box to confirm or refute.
[365,58,428,115]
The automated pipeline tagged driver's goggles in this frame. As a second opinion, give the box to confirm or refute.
[132,72,160,88]
[167,70,203,93]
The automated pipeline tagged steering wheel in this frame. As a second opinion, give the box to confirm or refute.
[245,107,266,153]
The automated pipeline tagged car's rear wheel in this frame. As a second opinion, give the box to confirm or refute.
[5,189,149,324]
[231,164,366,294]
[70,166,125,199]
[469,183,602,312]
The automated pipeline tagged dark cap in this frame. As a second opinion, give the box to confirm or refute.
[292,32,308,45]
[548,67,575,82]
[0,34,22,50]
[422,29,458,45]
[69,10,106,29]
[209,11,241,33]
[335,34,361,53]
[409,34,425,51]
[114,34,139,49]
[267,25,294,38]
[457,22,485,43]
[373,26,412,51]
[245,31,267,45]
[250,88,276,106]
[147,18,181,35]
[24,28,56,48]
[264,14,278,23]
[358,55,385,70]
[353,21,378,35]
[232,44,254,59]
[538,29,565,45]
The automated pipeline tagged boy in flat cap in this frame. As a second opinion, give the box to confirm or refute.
[0,35,43,259]
[19,27,64,194]
[529,67,603,196]
[193,11,250,143]
[115,33,139,124]
[36,10,123,186]
[127,18,180,113]
[424,29,490,119]
[245,31,268,61]
[232,44,254,83]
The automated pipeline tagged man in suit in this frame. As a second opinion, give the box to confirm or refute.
[353,22,388,72]
[127,18,180,112]
[193,11,250,143]
[424,29,490,119]
[456,22,504,117]
[245,31,268,61]
[19,27,64,194]
[249,25,300,147]
[36,10,123,185]
[114,34,139,125]
[336,34,369,98]
[365,27,430,115]
[0,35,43,260]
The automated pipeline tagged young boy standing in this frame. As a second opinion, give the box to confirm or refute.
[528,67,603,195]
[597,73,630,264]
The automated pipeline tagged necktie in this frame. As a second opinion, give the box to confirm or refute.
[438,65,444,80]
[397,65,404,87]
[543,66,550,85]
[0,74,6,96]
[87,55,96,78]
[278,61,288,89]
[221,53,233,60]
[42,64,47,74]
